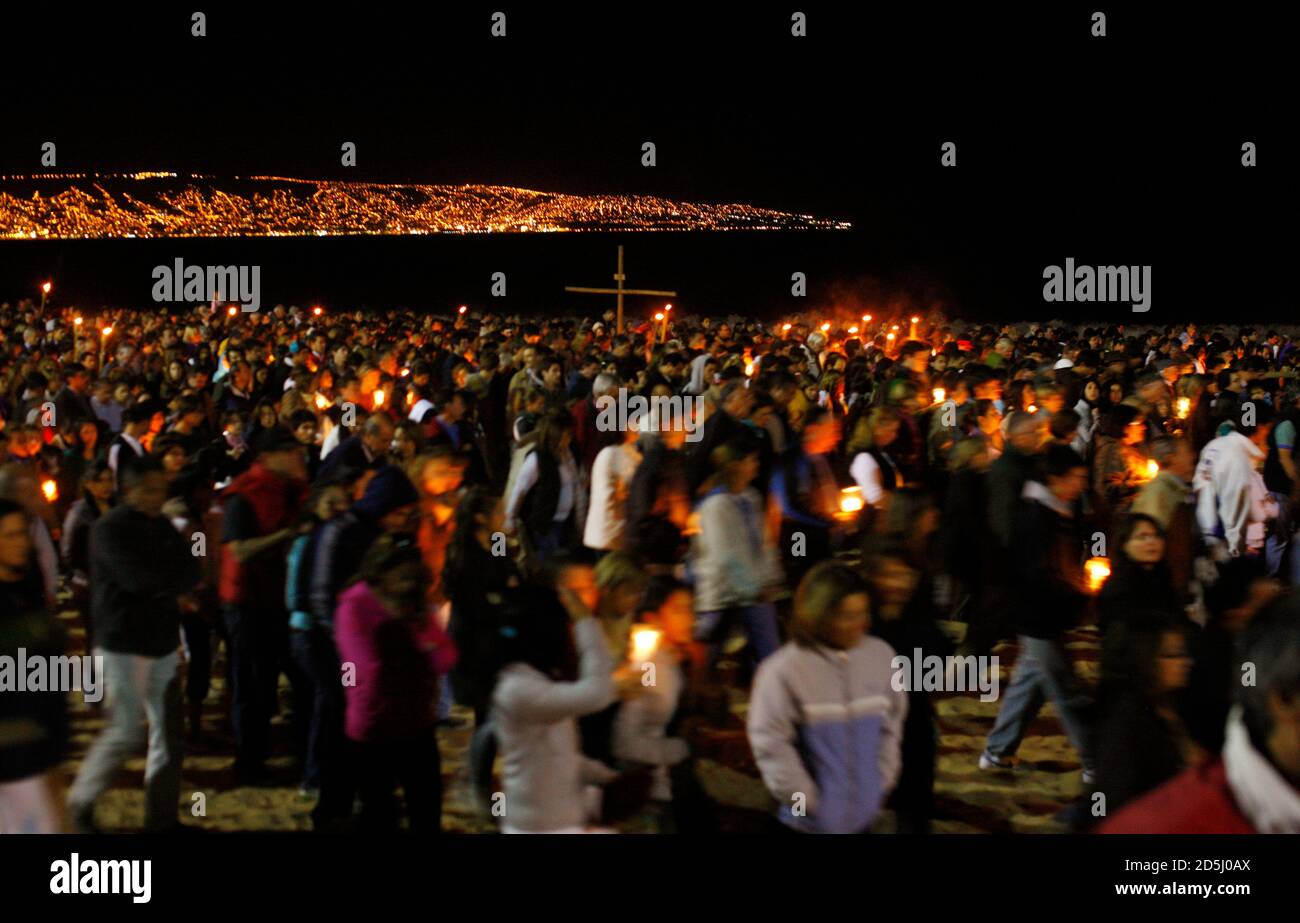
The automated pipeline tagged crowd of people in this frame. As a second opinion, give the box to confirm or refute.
[1,298,1299,835]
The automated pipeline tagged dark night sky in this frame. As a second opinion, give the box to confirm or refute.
[0,6,1296,322]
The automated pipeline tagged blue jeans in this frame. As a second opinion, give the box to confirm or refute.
[984,636,1094,771]
[696,601,781,667]
[1264,492,1300,582]
[289,628,343,789]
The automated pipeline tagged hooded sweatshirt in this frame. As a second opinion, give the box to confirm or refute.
[1194,430,1276,556]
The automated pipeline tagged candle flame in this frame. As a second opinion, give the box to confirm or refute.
[314,393,331,410]
[101,326,113,337]
[1085,557,1111,591]
[41,479,58,503]
[1146,459,1160,478]
[373,389,386,407]
[839,486,864,515]
[1175,397,1191,419]
[932,388,946,404]
[73,316,83,326]
[41,282,52,294]
[630,626,661,663]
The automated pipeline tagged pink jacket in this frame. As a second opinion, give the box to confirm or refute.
[335,582,458,742]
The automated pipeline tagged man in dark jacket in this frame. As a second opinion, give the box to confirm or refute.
[967,410,1049,656]
[979,445,1096,782]
[68,456,201,832]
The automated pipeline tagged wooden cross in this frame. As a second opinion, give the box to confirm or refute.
[565,245,676,334]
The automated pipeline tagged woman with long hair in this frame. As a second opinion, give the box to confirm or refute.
[505,409,585,569]
[846,405,902,512]
[1092,616,1199,820]
[334,534,458,832]
[1097,513,1187,637]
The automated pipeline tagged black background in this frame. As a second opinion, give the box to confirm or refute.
[0,5,1294,322]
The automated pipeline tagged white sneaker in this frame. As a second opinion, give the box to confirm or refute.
[979,751,1019,771]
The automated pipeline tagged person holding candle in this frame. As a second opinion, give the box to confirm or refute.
[489,556,621,833]
[748,561,906,834]
[610,577,696,814]
[980,445,1096,783]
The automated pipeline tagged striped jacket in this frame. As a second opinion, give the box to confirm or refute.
[748,636,907,833]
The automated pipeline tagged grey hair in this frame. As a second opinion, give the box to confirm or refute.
[593,373,620,397]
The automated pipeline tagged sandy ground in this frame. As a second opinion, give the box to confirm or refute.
[52,607,1098,834]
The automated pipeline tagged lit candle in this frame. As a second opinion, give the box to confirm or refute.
[314,393,331,411]
[838,486,864,518]
[228,306,238,317]
[1175,397,1191,419]
[932,387,946,404]
[848,325,859,335]
[313,306,323,316]
[73,316,83,327]
[373,389,386,408]
[629,626,661,665]
[41,479,58,503]
[40,281,51,312]
[1085,557,1111,592]
[820,322,831,333]
[1146,459,1159,479]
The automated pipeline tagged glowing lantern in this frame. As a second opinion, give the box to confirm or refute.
[1085,557,1112,592]
[838,487,864,518]
[41,479,58,503]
